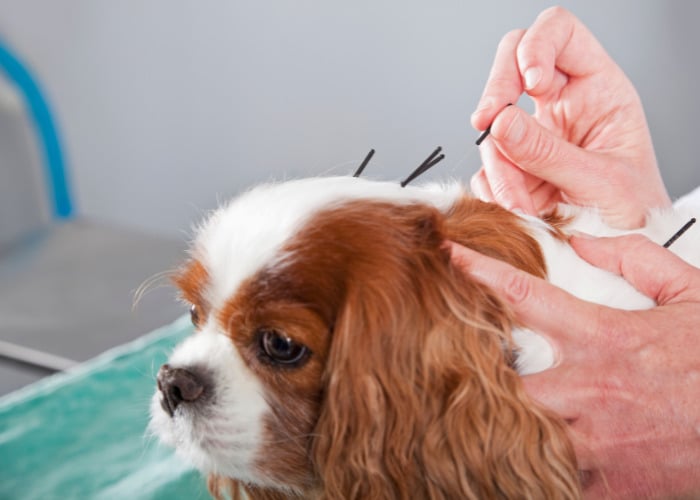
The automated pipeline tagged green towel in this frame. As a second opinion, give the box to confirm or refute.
[0,316,209,499]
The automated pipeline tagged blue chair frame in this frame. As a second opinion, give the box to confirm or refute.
[0,38,73,219]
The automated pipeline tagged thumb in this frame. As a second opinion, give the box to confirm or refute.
[570,233,700,304]
[489,105,606,198]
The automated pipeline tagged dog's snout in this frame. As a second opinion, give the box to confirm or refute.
[157,364,206,417]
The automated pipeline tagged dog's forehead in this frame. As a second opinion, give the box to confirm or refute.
[192,176,461,307]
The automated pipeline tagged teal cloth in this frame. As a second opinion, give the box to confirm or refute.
[0,316,210,499]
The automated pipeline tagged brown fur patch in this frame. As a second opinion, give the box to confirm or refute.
[172,259,210,328]
[203,195,579,499]
[444,197,548,277]
[541,209,574,242]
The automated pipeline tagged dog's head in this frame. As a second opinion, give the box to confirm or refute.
[150,177,579,499]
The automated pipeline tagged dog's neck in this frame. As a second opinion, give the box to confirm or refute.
[510,210,654,374]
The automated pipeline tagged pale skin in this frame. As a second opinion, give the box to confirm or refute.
[449,237,700,498]
[470,6,671,229]
[454,6,700,498]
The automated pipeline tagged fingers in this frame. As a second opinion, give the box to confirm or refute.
[482,105,608,210]
[489,105,589,180]
[483,104,664,229]
[448,241,601,344]
[477,137,536,213]
[469,168,494,202]
[471,29,525,132]
[515,6,610,96]
[471,165,561,214]
[472,6,612,130]
[528,178,561,213]
[570,234,700,304]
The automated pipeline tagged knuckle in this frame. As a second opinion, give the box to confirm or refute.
[615,234,653,272]
[515,34,551,70]
[620,233,650,248]
[489,179,520,208]
[501,270,533,306]
[484,76,519,97]
[515,37,538,60]
[527,126,559,166]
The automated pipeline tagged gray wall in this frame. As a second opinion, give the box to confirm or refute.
[0,76,49,250]
[1,1,698,238]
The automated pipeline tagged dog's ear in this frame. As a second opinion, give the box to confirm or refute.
[311,202,580,499]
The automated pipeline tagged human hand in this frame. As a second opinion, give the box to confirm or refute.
[449,235,700,498]
[470,7,671,228]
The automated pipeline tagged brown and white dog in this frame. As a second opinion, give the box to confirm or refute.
[149,176,698,499]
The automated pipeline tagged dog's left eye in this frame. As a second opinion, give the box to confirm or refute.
[259,329,309,366]
[190,304,201,327]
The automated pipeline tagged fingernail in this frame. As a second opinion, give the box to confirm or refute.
[523,67,542,90]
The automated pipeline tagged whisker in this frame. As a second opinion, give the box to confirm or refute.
[317,159,365,177]
[132,269,178,310]
[448,145,480,178]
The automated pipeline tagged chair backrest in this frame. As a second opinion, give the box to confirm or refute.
[0,39,72,252]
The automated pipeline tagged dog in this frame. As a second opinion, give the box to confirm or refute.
[149,175,698,499]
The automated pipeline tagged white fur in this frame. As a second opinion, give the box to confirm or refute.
[149,322,270,484]
[511,203,699,374]
[151,176,699,476]
[194,177,461,311]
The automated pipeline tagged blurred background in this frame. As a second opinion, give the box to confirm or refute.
[1,0,699,394]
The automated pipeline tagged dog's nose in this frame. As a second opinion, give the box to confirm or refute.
[157,364,205,417]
